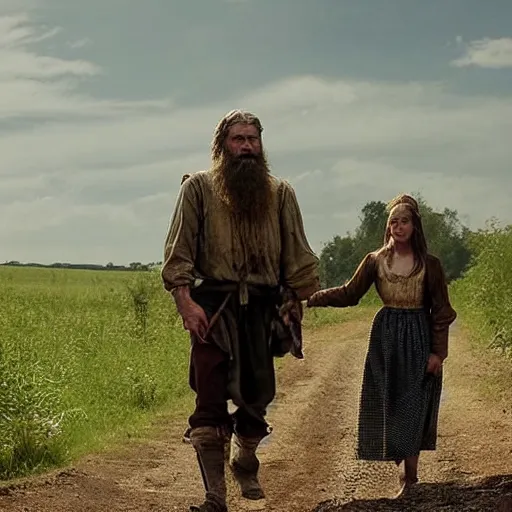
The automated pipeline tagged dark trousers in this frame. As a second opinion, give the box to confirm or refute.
[187,291,276,439]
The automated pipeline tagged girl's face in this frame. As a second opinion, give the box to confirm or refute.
[388,206,414,244]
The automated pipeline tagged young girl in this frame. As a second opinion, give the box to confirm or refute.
[307,194,457,497]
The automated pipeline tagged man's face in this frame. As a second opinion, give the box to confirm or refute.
[225,123,261,158]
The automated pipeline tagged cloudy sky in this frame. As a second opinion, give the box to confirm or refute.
[1,0,511,265]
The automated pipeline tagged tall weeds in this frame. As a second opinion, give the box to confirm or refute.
[0,267,190,480]
[451,222,512,356]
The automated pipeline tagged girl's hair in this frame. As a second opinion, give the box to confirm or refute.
[382,193,428,274]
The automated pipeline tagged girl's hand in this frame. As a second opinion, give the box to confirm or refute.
[426,353,443,376]
[307,292,323,307]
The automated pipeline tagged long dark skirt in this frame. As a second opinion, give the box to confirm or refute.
[357,306,443,461]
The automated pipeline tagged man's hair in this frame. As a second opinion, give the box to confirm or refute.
[211,110,263,160]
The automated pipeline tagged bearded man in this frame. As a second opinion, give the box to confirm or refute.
[161,110,320,512]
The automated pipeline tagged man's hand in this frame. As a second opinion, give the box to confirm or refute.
[279,301,292,326]
[279,298,303,326]
[426,353,443,376]
[172,286,209,342]
[181,301,209,342]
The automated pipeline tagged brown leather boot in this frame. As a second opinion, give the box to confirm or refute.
[189,502,226,512]
[229,434,265,500]
[189,426,229,512]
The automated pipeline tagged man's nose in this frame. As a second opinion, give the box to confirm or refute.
[240,140,253,152]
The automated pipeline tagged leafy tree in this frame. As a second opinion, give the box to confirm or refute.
[319,196,472,288]
[353,200,387,256]
[319,235,357,288]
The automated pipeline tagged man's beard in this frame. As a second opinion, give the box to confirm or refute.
[212,150,274,274]
[212,150,272,225]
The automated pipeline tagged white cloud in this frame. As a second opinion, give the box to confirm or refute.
[0,13,61,47]
[0,14,172,120]
[1,13,511,264]
[67,37,92,49]
[0,48,97,78]
[452,37,512,69]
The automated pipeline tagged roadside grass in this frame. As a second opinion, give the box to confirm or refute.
[5,260,504,484]
[448,225,512,406]
[0,267,190,480]
[0,266,370,482]
[450,225,512,358]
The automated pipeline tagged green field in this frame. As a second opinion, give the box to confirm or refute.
[0,266,373,482]
[0,266,193,481]
[1,225,510,483]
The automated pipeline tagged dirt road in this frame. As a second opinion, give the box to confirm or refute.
[1,315,511,511]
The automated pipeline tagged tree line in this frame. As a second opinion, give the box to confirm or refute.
[319,195,473,288]
[0,194,498,291]
[317,194,512,354]
[1,261,163,272]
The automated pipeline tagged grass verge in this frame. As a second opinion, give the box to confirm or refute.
[0,266,373,482]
